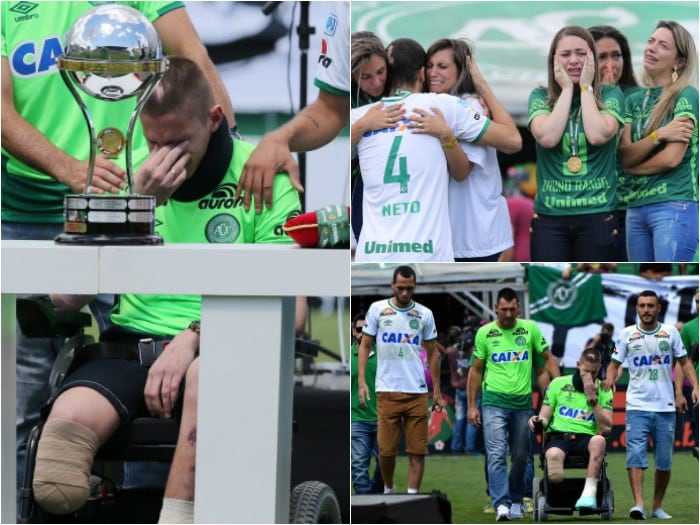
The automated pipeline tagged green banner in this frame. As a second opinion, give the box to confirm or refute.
[528,266,607,325]
[352,1,698,121]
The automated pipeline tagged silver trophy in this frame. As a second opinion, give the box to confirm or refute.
[55,4,168,244]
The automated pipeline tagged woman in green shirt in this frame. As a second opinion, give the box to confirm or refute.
[618,20,698,262]
[528,26,624,261]
[589,25,641,263]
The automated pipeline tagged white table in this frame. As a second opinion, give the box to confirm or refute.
[1,240,349,523]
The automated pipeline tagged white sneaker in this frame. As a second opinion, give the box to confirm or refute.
[384,486,396,494]
[510,503,523,519]
[496,504,511,521]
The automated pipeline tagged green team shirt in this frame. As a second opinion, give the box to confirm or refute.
[527,84,624,216]
[474,318,550,409]
[617,85,645,211]
[544,375,613,435]
[680,316,699,376]
[351,342,378,422]
[1,1,183,223]
[110,140,301,335]
[624,85,699,207]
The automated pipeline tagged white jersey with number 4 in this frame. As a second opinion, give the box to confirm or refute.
[363,298,438,393]
[613,322,687,412]
[351,92,490,262]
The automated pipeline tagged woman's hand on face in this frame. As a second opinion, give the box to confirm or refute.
[467,56,486,92]
[601,63,616,85]
[553,56,573,90]
[580,50,596,87]
[361,102,405,131]
[409,106,453,142]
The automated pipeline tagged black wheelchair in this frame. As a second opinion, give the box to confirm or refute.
[16,296,345,523]
[531,422,614,522]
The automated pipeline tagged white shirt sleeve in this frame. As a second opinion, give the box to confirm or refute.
[313,1,349,96]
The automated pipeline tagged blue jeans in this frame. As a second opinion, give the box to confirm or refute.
[626,201,699,262]
[451,389,467,452]
[482,405,532,509]
[2,221,114,507]
[523,428,537,497]
[625,410,675,471]
[351,421,383,494]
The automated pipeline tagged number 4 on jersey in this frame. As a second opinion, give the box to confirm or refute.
[383,136,410,194]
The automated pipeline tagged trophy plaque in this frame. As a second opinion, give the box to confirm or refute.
[55,4,168,245]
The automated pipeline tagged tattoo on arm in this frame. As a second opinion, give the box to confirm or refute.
[303,114,321,129]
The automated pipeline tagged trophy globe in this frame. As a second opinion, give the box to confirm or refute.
[55,4,168,245]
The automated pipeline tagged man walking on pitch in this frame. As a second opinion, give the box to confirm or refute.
[358,265,446,494]
[468,287,559,521]
[604,290,698,520]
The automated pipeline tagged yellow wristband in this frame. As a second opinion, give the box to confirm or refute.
[580,84,593,92]
[442,137,458,149]
[650,130,661,145]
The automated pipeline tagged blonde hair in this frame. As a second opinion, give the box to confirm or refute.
[643,20,698,133]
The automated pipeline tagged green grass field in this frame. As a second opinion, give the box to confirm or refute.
[388,452,699,523]
[306,303,350,364]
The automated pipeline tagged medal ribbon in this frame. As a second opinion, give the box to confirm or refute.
[636,89,652,141]
[568,106,581,158]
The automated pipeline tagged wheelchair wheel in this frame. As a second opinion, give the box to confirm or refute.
[601,489,614,521]
[536,494,548,522]
[289,481,341,524]
[532,477,541,521]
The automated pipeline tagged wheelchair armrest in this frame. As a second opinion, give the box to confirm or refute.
[16,296,92,338]
[295,337,320,359]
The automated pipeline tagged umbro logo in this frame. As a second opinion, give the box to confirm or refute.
[10,1,39,21]
[10,1,38,15]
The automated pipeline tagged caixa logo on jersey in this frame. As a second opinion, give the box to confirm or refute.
[490,350,529,363]
[198,183,243,210]
[381,332,420,345]
[558,406,595,422]
[10,36,62,77]
[633,353,671,367]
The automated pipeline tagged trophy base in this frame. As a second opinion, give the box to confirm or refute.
[56,194,162,246]
[55,233,163,245]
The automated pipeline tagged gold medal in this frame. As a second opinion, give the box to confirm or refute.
[567,156,582,173]
[96,127,125,158]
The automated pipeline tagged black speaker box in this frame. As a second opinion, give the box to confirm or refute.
[351,491,452,523]
[292,386,350,523]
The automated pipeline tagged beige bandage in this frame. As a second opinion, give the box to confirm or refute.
[547,454,565,484]
[33,418,99,514]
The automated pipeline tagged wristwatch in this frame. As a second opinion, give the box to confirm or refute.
[188,320,201,335]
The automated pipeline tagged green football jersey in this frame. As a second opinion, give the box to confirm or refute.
[544,375,613,435]
[624,86,699,207]
[110,140,301,335]
[474,318,549,409]
[527,84,624,216]
[1,1,183,223]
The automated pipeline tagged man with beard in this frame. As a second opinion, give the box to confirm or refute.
[358,265,446,494]
[604,290,698,520]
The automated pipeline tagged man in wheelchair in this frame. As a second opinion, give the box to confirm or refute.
[528,347,613,510]
[28,56,303,524]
